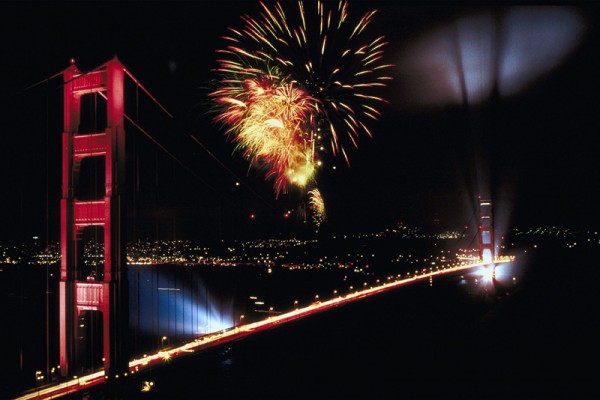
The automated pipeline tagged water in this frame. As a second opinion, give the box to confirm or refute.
[4,240,597,399]
[70,243,597,399]
[0,250,393,398]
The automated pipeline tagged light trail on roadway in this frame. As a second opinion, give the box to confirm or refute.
[14,256,513,400]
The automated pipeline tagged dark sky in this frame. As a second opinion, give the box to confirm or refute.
[1,1,599,243]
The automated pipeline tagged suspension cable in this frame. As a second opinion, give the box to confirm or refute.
[122,63,276,209]
[124,67,173,118]
[26,58,276,211]
[465,209,478,251]
[95,91,233,205]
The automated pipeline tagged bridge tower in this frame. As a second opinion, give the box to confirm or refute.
[478,198,495,264]
[59,57,128,380]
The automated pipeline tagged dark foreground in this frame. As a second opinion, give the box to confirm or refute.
[62,244,597,400]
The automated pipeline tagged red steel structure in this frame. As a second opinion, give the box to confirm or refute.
[478,198,495,264]
[59,57,128,379]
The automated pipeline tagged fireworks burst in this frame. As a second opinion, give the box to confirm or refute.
[210,0,392,215]
[212,72,320,195]
[308,188,326,226]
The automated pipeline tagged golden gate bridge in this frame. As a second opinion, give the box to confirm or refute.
[12,57,512,400]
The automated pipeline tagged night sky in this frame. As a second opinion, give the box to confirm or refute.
[1,1,599,243]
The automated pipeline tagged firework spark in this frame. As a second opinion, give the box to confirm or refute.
[210,0,391,203]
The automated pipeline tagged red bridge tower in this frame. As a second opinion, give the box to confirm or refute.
[478,198,495,264]
[59,57,128,379]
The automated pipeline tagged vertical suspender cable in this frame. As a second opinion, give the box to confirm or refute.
[135,79,140,352]
[45,77,50,383]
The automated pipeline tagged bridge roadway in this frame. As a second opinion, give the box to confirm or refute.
[14,256,513,400]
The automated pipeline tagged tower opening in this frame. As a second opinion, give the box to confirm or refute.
[76,310,104,374]
[78,92,107,134]
[74,156,106,201]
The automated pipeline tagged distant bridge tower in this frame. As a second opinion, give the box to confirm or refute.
[59,57,128,379]
[478,198,495,264]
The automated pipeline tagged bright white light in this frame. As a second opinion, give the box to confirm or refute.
[479,265,495,284]
[396,7,585,106]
